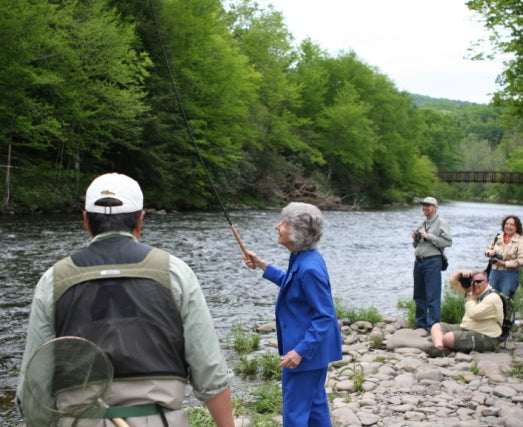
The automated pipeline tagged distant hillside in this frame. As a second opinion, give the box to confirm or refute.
[409,93,483,110]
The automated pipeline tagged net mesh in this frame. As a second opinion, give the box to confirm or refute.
[24,336,113,426]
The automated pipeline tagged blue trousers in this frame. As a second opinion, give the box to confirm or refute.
[489,268,519,299]
[282,368,331,427]
[413,256,442,330]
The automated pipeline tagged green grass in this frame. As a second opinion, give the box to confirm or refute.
[339,363,365,393]
[397,286,466,326]
[397,278,523,334]
[259,352,282,380]
[235,355,259,377]
[249,383,282,414]
[334,297,382,324]
[397,298,416,327]
[440,287,465,324]
[186,405,215,426]
[509,361,523,379]
[227,324,261,354]
[234,351,282,381]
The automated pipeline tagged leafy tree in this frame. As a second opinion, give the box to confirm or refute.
[316,84,377,187]
[116,0,261,208]
[228,0,323,201]
[416,108,462,170]
[452,104,506,148]
[467,0,523,117]
[0,0,151,211]
[292,38,330,120]
[50,0,151,172]
[0,0,63,208]
[320,51,437,203]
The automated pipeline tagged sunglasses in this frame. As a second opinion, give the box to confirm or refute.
[472,279,485,285]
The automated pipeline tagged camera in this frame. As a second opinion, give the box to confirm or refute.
[489,252,503,264]
[413,231,421,241]
[459,275,472,289]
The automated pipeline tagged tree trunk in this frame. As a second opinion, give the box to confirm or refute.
[2,143,11,210]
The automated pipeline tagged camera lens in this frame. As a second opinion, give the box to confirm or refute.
[459,276,472,289]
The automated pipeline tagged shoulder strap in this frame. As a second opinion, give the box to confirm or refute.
[477,288,496,303]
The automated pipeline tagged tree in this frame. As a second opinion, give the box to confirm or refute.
[115,0,262,208]
[467,0,523,117]
[0,0,151,211]
[0,0,63,209]
[416,108,462,170]
[228,0,323,196]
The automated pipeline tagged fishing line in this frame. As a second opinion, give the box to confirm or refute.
[149,0,248,255]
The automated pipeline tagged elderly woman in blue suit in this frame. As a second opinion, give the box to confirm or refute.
[243,202,342,426]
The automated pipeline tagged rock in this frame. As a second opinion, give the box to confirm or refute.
[385,328,431,351]
[244,315,523,426]
[324,316,523,427]
[255,322,275,333]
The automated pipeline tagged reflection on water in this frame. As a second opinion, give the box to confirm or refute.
[2,201,523,422]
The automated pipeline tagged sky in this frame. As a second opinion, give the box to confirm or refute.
[255,0,504,104]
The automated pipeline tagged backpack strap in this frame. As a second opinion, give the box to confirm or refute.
[486,234,501,278]
[477,288,496,303]
[477,288,503,327]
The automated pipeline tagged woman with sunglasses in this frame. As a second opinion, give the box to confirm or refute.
[425,269,503,357]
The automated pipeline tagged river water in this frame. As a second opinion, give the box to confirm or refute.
[1,201,522,423]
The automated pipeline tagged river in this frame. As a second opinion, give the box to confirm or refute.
[1,200,522,423]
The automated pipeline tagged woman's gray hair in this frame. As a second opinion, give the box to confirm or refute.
[281,202,324,252]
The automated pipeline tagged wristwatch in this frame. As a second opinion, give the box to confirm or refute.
[465,292,473,298]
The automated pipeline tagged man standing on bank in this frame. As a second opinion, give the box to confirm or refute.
[411,197,452,332]
[16,173,234,427]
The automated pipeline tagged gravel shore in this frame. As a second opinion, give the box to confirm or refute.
[239,316,523,427]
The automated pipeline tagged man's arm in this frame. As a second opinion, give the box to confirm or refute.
[204,386,234,427]
[16,268,56,415]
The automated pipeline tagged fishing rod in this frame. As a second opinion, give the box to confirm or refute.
[149,0,248,256]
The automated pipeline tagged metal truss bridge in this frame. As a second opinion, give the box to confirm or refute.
[437,171,523,184]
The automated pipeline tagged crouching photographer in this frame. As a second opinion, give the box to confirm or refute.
[425,269,503,357]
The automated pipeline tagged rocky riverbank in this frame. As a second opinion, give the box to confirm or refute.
[238,316,523,427]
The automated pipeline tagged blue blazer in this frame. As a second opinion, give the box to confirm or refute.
[263,249,342,372]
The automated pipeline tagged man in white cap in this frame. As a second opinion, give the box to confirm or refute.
[411,196,452,333]
[16,173,235,427]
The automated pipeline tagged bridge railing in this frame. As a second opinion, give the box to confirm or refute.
[437,171,523,184]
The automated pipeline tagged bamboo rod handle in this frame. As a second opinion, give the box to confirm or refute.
[230,224,248,256]
[112,418,130,427]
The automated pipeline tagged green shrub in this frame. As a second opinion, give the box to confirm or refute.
[259,352,282,381]
[397,298,416,326]
[228,324,261,354]
[235,355,259,377]
[249,383,282,414]
[340,363,365,393]
[234,351,282,380]
[334,298,382,324]
[186,406,214,426]
[514,284,523,319]
[440,286,465,324]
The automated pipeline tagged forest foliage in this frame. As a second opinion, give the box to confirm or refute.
[0,0,521,213]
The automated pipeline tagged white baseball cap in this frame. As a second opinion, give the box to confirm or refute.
[85,173,143,214]
[421,196,438,206]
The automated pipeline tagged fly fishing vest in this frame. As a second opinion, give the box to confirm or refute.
[53,236,188,380]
